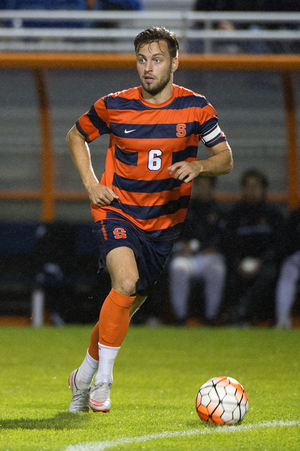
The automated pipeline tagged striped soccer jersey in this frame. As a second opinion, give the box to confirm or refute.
[76,84,227,240]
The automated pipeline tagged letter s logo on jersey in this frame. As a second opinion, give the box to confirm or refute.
[176,123,186,138]
[113,227,127,239]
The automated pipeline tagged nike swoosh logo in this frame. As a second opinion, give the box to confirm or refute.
[124,129,136,134]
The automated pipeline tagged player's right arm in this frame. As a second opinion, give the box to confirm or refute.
[66,125,119,207]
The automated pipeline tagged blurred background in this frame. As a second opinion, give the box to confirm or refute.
[0,0,299,326]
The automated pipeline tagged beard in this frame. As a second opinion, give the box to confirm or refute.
[141,65,172,97]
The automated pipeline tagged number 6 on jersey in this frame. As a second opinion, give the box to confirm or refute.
[148,149,162,171]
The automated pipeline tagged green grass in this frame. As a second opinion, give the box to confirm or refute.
[0,325,300,450]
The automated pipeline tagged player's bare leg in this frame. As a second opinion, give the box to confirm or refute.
[106,246,139,295]
[68,248,147,412]
[89,246,140,412]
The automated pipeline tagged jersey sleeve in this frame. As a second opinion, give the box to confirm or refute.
[197,101,227,147]
[76,96,110,143]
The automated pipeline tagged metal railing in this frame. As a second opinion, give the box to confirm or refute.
[0,10,299,52]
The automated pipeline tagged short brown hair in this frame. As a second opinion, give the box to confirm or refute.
[134,26,179,59]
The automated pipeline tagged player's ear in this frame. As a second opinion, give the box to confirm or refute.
[172,57,179,73]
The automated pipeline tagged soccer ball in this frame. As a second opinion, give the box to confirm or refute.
[195,376,248,425]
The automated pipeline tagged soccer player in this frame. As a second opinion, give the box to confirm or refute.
[66,26,233,413]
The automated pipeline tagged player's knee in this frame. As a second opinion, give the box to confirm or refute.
[114,277,137,297]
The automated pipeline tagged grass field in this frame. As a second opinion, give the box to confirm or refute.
[0,324,299,450]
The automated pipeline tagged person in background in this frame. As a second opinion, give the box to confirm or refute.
[66,26,233,413]
[275,207,300,329]
[169,176,226,326]
[220,169,284,326]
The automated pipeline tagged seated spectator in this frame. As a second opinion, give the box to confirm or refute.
[220,169,285,326]
[275,207,300,328]
[169,176,226,326]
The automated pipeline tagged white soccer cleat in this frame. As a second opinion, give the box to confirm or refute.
[68,369,90,413]
[89,382,112,412]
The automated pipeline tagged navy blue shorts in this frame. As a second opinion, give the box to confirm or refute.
[93,219,174,296]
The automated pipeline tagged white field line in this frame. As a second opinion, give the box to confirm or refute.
[65,420,300,451]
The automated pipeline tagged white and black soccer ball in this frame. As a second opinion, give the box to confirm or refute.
[195,376,248,425]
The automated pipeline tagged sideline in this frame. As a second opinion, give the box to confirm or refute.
[65,420,300,451]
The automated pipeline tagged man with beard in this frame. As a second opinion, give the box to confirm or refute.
[66,26,233,413]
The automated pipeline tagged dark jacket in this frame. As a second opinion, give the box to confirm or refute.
[220,201,285,269]
[179,199,225,251]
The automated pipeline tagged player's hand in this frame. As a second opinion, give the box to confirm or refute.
[168,161,201,183]
[88,183,119,207]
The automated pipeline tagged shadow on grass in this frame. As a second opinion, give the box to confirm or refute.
[0,412,90,430]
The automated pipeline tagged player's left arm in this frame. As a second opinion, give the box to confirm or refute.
[168,141,233,183]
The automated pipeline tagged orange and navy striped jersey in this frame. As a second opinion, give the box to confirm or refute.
[76,84,227,240]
